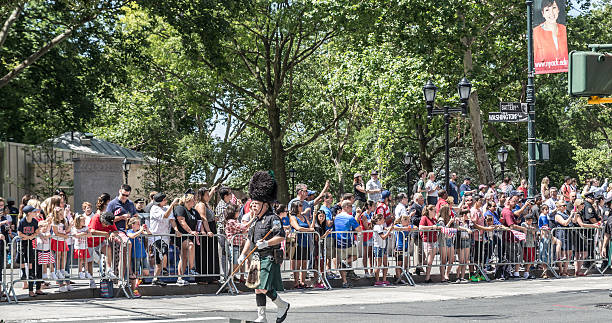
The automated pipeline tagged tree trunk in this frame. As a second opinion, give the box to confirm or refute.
[468,90,494,184]
[270,135,289,203]
[463,42,494,184]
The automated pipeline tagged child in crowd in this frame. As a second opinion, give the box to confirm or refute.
[81,202,96,285]
[127,217,151,298]
[36,214,54,280]
[51,206,69,280]
[371,213,394,286]
[454,208,473,283]
[18,205,43,297]
[225,203,254,283]
[393,214,414,285]
[539,225,551,279]
[359,201,375,277]
[522,214,538,279]
[313,209,332,289]
[71,214,92,279]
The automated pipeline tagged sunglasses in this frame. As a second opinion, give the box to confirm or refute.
[121,193,130,197]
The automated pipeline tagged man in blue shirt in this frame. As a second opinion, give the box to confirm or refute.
[459,177,475,201]
[106,184,139,231]
[333,200,362,288]
[448,173,460,203]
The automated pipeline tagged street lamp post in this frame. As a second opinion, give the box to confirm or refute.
[288,168,296,197]
[122,158,131,185]
[497,146,509,180]
[423,78,472,191]
[404,152,415,196]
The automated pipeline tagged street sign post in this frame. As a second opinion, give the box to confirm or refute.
[499,102,528,113]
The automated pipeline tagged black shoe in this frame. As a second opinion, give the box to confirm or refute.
[162,268,169,276]
[276,302,290,323]
[414,268,424,276]
[424,279,433,283]
[152,278,167,286]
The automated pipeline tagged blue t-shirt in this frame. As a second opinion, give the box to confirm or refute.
[394,224,410,251]
[293,216,311,247]
[127,229,146,258]
[320,205,333,221]
[106,197,138,230]
[281,216,290,227]
[448,180,459,203]
[485,210,501,225]
[333,213,359,248]
[459,183,471,198]
[538,214,549,228]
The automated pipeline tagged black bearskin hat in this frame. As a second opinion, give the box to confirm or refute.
[249,171,277,203]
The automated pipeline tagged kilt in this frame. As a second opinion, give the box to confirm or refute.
[258,255,284,292]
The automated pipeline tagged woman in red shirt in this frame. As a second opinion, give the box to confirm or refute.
[419,205,440,283]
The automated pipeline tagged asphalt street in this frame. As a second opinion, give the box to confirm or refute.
[2,276,612,322]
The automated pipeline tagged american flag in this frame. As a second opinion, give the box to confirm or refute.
[511,230,526,241]
[230,193,238,205]
[440,227,457,238]
[114,208,123,216]
[38,251,55,264]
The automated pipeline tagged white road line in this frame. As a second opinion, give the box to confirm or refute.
[114,317,226,323]
[25,316,139,322]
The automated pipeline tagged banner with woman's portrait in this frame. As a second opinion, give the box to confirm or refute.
[532,0,568,74]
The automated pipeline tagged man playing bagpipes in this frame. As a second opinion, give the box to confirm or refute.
[238,171,290,323]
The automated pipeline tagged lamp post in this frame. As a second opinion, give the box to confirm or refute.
[288,168,296,197]
[404,152,415,196]
[423,77,472,191]
[497,146,509,180]
[122,158,131,185]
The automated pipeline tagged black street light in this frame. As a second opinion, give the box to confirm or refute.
[288,168,296,197]
[423,77,472,191]
[404,152,415,196]
[122,158,131,185]
[497,146,509,180]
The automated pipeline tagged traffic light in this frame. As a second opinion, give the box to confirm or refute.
[568,46,612,97]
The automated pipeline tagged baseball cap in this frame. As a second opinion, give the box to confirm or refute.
[134,198,145,203]
[153,193,167,204]
[464,177,471,181]
[22,205,40,214]
[381,190,390,200]
[371,170,378,175]
[307,190,316,196]
[354,173,362,178]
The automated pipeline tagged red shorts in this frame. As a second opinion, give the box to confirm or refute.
[73,249,90,259]
[51,239,68,252]
[523,247,536,263]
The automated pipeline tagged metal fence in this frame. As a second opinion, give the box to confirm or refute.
[0,225,610,303]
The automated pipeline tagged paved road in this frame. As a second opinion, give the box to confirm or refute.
[3,276,611,322]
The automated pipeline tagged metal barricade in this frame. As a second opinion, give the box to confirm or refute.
[548,226,609,277]
[129,233,228,296]
[324,230,414,288]
[7,233,130,303]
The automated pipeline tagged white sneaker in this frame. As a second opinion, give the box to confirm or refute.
[79,271,87,279]
[85,272,93,279]
[89,280,96,288]
[176,278,189,286]
[254,306,267,322]
[523,272,529,279]
[42,273,49,279]
[56,271,65,280]
[66,284,74,291]
[58,285,68,292]
[51,271,58,280]
[62,269,70,278]
[106,270,117,279]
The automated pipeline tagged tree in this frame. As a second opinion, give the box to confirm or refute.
[141,0,376,202]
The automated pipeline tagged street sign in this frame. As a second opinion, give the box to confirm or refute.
[488,112,528,123]
[500,102,528,113]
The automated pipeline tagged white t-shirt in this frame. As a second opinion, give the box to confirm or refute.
[71,226,88,250]
[366,179,382,202]
[394,202,407,221]
[149,204,174,242]
[372,224,386,249]
[426,180,439,197]
[52,222,66,242]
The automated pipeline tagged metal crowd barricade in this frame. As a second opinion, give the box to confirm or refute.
[129,233,229,296]
[221,231,329,292]
[7,234,130,303]
[324,230,415,288]
[548,226,609,277]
